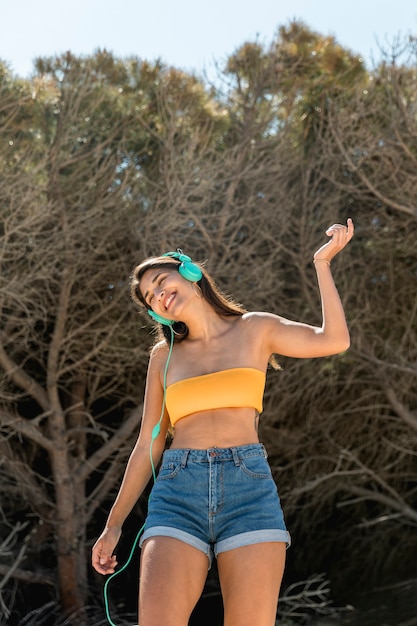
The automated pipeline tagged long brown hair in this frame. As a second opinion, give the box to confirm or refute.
[130,255,246,343]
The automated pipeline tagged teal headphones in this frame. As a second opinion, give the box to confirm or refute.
[147,250,202,326]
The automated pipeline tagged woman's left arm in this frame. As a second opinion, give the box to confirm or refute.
[257,219,354,359]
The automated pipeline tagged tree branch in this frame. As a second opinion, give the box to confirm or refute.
[0,340,49,411]
[76,403,142,484]
[0,411,54,452]
[385,384,417,433]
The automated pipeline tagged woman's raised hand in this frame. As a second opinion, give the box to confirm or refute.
[313,218,354,264]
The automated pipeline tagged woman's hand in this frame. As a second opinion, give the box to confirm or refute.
[313,218,354,264]
[91,526,121,575]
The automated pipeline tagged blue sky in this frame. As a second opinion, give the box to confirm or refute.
[2,0,416,80]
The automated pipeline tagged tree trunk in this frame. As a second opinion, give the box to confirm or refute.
[51,442,88,616]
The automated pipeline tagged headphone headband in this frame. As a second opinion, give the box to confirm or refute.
[162,249,191,263]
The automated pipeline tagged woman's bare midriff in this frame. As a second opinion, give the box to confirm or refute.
[169,407,260,450]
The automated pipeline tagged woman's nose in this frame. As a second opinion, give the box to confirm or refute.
[155,287,165,302]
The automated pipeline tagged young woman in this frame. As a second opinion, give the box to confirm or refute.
[92,219,354,626]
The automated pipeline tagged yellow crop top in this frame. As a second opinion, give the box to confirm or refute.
[165,367,266,427]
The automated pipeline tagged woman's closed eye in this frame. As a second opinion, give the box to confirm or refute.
[147,276,166,306]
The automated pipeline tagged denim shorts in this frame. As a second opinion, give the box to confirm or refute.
[139,443,291,566]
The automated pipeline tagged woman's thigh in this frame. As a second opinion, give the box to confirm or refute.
[217,542,286,626]
[139,536,209,626]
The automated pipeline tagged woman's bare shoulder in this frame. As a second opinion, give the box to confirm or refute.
[149,340,170,366]
[241,311,290,341]
[241,311,282,326]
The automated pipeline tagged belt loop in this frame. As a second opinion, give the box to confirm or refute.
[232,447,240,466]
[181,450,190,468]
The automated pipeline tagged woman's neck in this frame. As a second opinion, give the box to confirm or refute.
[183,302,234,342]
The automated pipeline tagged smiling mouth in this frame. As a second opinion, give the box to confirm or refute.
[164,293,176,310]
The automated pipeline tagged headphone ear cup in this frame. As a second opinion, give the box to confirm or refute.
[179,260,203,282]
[162,250,202,282]
[148,310,174,326]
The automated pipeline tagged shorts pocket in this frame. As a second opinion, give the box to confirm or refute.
[240,456,272,479]
[157,461,183,480]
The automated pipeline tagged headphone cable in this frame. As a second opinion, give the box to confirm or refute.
[103,327,175,626]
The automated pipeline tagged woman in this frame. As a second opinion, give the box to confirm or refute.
[92,219,354,626]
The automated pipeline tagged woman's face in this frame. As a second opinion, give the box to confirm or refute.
[139,267,193,321]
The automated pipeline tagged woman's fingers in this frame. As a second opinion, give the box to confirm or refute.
[314,219,354,263]
[92,537,119,575]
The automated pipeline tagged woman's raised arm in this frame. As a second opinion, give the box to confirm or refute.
[256,219,354,359]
